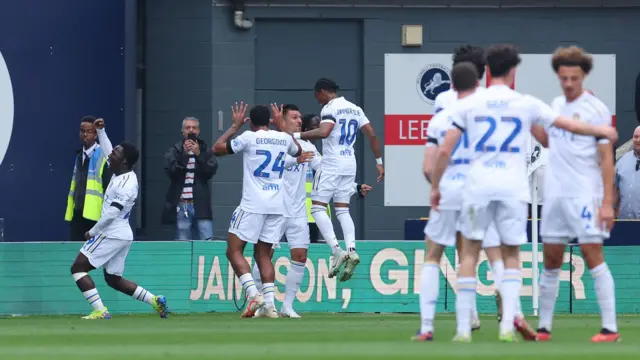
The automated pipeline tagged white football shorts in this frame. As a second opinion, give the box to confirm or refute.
[228,206,285,245]
[424,209,501,248]
[541,197,609,245]
[459,199,528,246]
[80,234,132,276]
[311,170,356,204]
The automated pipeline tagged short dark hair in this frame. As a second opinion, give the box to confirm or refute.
[119,141,139,167]
[302,114,318,132]
[486,44,521,78]
[282,104,300,117]
[314,78,339,93]
[551,46,593,75]
[452,45,486,79]
[451,62,479,92]
[249,105,271,127]
[81,115,96,124]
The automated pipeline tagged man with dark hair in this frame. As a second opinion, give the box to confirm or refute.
[65,116,113,241]
[430,43,618,342]
[435,45,487,113]
[213,102,302,318]
[162,116,218,240]
[273,77,383,282]
[70,121,167,320]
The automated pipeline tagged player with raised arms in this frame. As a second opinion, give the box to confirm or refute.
[430,44,618,342]
[213,102,302,318]
[70,119,168,320]
[273,78,383,282]
[250,105,372,318]
[536,46,619,342]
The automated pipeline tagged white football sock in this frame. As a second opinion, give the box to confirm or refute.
[132,286,155,305]
[538,268,560,331]
[335,207,356,252]
[262,282,275,308]
[252,261,263,293]
[456,277,476,335]
[590,263,617,332]
[82,288,106,311]
[239,273,259,298]
[284,260,305,310]
[311,205,342,255]
[499,269,521,334]
[491,260,504,289]
[420,263,440,334]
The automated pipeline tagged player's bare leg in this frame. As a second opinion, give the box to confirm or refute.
[335,202,359,281]
[536,242,564,341]
[103,270,167,318]
[280,247,307,318]
[454,237,482,342]
[581,243,619,342]
[411,237,444,341]
[456,234,480,331]
[71,253,110,320]
[499,245,529,342]
[253,240,278,318]
[311,200,348,278]
[227,232,264,318]
[251,248,275,293]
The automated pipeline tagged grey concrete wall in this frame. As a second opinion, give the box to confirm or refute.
[144,0,640,240]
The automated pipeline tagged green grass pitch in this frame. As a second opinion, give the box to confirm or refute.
[1,313,638,359]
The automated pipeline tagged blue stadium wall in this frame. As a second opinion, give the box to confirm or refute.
[0,0,126,241]
[142,1,640,242]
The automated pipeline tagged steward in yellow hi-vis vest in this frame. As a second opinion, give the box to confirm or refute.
[65,116,112,241]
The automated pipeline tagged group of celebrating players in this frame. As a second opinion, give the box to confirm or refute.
[65,39,619,345]
[417,43,619,343]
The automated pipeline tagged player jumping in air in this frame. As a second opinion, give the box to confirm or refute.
[213,102,302,318]
[536,46,619,342]
[431,44,617,342]
[431,45,533,335]
[251,105,372,318]
[274,78,383,282]
[70,119,167,320]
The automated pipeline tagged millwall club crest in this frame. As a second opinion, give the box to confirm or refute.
[416,63,451,104]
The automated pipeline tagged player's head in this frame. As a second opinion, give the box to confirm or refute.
[80,115,97,147]
[302,113,320,132]
[110,141,139,173]
[452,45,486,79]
[486,44,521,86]
[249,104,271,129]
[282,104,302,132]
[314,78,339,105]
[551,46,593,100]
[451,62,479,94]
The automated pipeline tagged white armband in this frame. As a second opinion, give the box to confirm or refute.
[293,132,301,139]
[376,157,383,165]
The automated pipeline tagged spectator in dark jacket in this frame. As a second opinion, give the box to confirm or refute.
[162,117,218,239]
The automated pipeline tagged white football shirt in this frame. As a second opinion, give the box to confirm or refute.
[545,91,611,198]
[426,109,471,209]
[449,85,559,202]
[434,89,458,114]
[282,140,321,218]
[101,172,138,240]
[319,96,370,176]
[230,130,300,214]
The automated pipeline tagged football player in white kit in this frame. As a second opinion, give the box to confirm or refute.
[70,119,168,320]
[431,45,535,336]
[286,78,384,282]
[213,102,302,318]
[251,105,372,318]
[430,44,618,342]
[537,46,619,343]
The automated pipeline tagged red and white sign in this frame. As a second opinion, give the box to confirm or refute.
[384,53,616,207]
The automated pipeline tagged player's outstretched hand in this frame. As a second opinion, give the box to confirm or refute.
[376,164,385,183]
[94,118,105,130]
[598,205,615,232]
[430,187,441,212]
[231,102,249,128]
[270,103,286,131]
[296,151,314,164]
[359,184,372,196]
